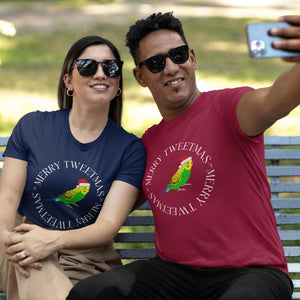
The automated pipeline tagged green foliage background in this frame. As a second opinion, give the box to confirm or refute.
[0,0,299,137]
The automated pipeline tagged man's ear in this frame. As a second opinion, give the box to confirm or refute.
[190,48,197,70]
[133,67,147,87]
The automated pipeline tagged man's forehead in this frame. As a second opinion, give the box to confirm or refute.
[138,30,184,57]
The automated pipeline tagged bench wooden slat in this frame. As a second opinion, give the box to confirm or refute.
[283,246,300,257]
[0,137,9,163]
[269,182,300,193]
[289,263,300,273]
[123,216,154,226]
[123,214,300,226]
[116,230,300,243]
[278,230,300,241]
[116,248,156,259]
[115,247,300,260]
[294,280,300,289]
[265,149,300,160]
[137,202,151,210]
[116,247,300,258]
[0,137,9,145]
[293,292,300,300]
[267,166,300,176]
[276,214,300,225]
[115,232,154,243]
[271,199,300,209]
[117,248,300,259]
[264,135,300,145]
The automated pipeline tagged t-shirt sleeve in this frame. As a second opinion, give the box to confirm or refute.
[3,113,33,161]
[214,87,264,147]
[213,87,255,137]
[115,138,146,190]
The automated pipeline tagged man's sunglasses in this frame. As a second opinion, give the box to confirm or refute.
[137,45,189,73]
[75,59,124,78]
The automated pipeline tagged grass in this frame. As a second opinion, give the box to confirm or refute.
[0,2,299,137]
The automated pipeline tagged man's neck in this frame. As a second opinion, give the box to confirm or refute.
[161,89,201,122]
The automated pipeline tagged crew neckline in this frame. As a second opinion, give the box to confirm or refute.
[64,109,110,150]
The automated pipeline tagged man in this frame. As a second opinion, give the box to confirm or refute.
[67,12,300,300]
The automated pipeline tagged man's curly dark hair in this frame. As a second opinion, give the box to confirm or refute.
[125,12,188,65]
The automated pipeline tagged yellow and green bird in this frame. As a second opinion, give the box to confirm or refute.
[45,178,90,208]
[159,156,193,197]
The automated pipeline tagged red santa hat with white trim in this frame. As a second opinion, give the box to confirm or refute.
[179,156,192,168]
[77,178,90,188]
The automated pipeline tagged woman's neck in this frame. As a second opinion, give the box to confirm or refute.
[68,105,109,143]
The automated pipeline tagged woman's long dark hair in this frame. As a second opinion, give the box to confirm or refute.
[57,35,123,125]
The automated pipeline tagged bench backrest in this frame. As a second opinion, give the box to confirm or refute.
[0,136,299,299]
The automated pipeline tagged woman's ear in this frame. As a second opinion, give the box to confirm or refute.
[133,68,147,87]
[63,74,72,90]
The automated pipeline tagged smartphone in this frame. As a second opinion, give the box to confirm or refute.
[246,22,300,58]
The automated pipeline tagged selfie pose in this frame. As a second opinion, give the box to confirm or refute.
[0,35,146,300]
[67,13,300,300]
[67,12,300,300]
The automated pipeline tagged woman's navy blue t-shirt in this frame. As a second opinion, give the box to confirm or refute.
[4,110,146,230]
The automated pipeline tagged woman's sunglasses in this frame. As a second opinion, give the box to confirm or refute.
[137,45,189,73]
[75,59,123,78]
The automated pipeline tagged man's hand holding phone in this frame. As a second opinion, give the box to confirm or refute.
[246,15,300,61]
[271,15,300,62]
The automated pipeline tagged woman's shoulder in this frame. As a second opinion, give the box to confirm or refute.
[108,119,141,142]
[18,109,68,126]
[107,120,145,155]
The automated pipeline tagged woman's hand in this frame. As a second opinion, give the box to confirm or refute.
[2,228,44,278]
[10,260,43,278]
[5,223,60,267]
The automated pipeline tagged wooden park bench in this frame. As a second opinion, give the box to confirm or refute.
[0,135,300,299]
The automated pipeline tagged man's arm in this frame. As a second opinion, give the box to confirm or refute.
[237,15,300,137]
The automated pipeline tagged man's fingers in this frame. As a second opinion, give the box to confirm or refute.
[279,15,300,26]
[269,26,300,39]
[273,39,300,51]
[282,56,300,63]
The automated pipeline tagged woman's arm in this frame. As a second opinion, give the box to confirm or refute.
[0,156,36,277]
[0,157,27,248]
[5,180,139,267]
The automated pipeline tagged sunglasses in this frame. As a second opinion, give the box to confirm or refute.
[137,45,189,73]
[75,59,123,78]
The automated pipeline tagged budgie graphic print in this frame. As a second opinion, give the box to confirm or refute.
[159,155,193,197]
[45,178,90,208]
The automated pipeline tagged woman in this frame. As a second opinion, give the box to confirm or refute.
[0,35,146,300]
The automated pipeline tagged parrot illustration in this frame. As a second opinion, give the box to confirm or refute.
[45,178,90,208]
[159,156,193,197]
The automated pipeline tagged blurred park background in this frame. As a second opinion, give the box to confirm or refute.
[1,0,300,137]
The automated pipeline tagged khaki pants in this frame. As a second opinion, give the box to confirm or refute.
[0,215,122,300]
